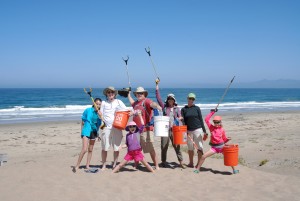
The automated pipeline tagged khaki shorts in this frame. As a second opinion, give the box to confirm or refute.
[187,128,204,151]
[140,130,155,153]
[101,127,123,151]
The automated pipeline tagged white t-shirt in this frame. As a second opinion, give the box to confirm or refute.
[100,99,127,128]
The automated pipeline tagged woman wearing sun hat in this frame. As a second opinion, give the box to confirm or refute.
[100,86,130,170]
[181,92,208,169]
[127,86,162,170]
[155,79,185,168]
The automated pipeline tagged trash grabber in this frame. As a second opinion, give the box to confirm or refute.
[215,76,235,110]
[145,46,160,81]
[83,88,105,129]
[117,56,131,97]
[122,56,131,89]
[187,134,198,150]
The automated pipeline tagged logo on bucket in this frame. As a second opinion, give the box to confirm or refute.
[183,132,187,142]
[115,114,123,124]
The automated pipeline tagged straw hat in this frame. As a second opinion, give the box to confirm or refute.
[133,87,148,97]
[125,121,138,132]
[103,86,118,96]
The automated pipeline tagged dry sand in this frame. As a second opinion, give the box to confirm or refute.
[0,111,300,201]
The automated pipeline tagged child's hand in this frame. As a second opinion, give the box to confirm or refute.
[203,133,208,141]
[97,137,101,142]
[227,137,232,141]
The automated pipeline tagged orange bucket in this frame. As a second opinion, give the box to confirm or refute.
[223,144,239,166]
[113,111,130,130]
[172,125,187,145]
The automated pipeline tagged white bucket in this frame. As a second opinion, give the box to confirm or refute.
[154,116,169,137]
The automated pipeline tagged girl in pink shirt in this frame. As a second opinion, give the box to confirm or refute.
[112,111,154,173]
[194,109,239,174]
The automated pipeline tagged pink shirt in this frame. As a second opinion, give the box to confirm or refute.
[205,111,229,146]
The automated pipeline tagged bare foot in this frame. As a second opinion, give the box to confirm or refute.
[112,163,117,169]
[101,164,106,170]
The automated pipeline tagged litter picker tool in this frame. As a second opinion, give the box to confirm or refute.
[145,46,160,81]
[123,56,131,89]
[187,134,199,150]
[214,76,235,110]
[83,88,105,129]
[118,56,131,97]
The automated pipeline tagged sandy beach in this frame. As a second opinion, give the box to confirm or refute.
[0,111,300,201]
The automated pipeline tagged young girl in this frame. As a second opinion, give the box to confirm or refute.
[194,109,239,174]
[112,110,154,173]
[73,98,102,173]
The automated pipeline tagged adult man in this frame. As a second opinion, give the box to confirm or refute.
[128,87,162,170]
[100,86,129,170]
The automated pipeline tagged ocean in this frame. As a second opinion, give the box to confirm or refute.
[1,88,300,124]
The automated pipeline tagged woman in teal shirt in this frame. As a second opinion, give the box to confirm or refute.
[73,98,102,173]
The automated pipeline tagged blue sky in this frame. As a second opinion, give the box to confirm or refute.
[0,0,299,88]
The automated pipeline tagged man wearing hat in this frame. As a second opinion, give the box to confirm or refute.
[181,93,208,169]
[128,86,162,170]
[100,86,129,170]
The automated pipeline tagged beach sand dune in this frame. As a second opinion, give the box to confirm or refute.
[0,111,299,201]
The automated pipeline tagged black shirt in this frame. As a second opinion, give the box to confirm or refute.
[181,105,206,133]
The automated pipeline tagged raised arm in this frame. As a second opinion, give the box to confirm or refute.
[205,110,215,128]
[127,91,135,105]
[155,81,164,109]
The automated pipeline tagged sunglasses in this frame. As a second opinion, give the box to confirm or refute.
[137,92,144,95]
[129,125,136,128]
[107,91,115,94]
[213,121,221,124]
[188,98,195,101]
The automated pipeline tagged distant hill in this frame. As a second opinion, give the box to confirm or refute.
[235,79,300,88]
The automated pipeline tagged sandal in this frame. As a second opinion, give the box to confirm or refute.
[187,164,194,168]
[233,170,239,174]
[193,169,200,174]
[159,162,167,168]
[180,164,187,169]
[84,168,99,173]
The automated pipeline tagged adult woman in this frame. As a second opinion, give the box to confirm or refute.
[100,86,129,170]
[155,80,185,168]
[181,93,208,169]
[73,98,102,173]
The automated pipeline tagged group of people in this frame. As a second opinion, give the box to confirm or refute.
[72,80,239,174]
